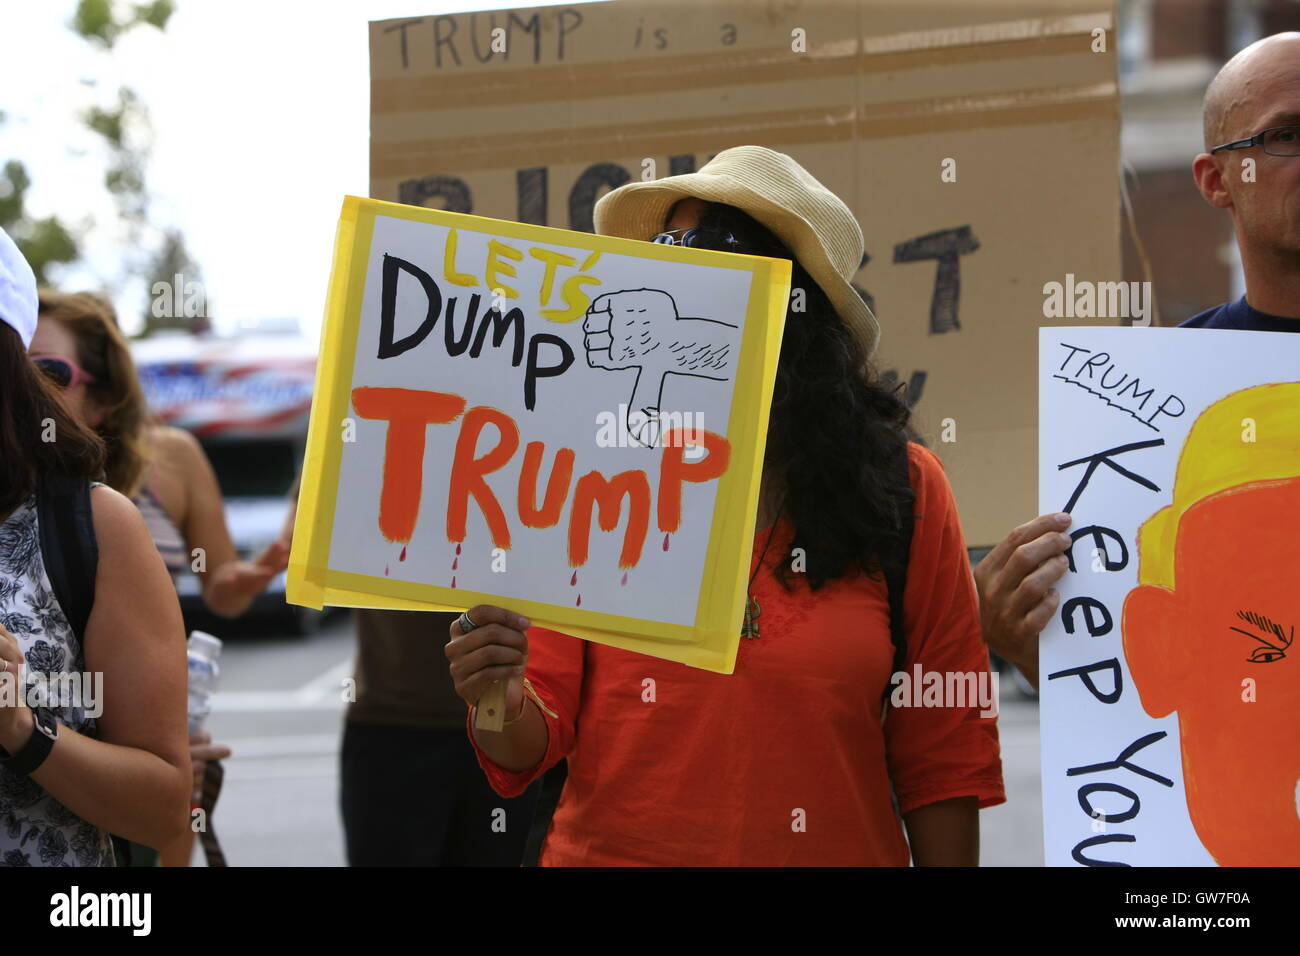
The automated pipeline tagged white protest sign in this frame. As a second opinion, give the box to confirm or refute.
[289,198,791,675]
[1040,326,1300,867]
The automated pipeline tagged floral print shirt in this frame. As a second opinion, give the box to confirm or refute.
[0,493,115,867]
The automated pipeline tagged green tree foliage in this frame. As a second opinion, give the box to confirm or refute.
[0,158,80,286]
[143,228,208,337]
[83,86,150,227]
[72,0,175,48]
[3,0,187,328]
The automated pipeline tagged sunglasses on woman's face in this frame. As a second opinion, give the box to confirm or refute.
[651,227,739,252]
[30,355,97,390]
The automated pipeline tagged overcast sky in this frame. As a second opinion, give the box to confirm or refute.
[0,0,585,338]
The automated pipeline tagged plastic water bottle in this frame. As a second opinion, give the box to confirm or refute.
[187,631,223,734]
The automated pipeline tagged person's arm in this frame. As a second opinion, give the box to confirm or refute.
[164,427,288,618]
[158,730,231,866]
[447,605,585,797]
[972,513,1074,690]
[903,796,979,866]
[883,446,1005,866]
[1,487,191,848]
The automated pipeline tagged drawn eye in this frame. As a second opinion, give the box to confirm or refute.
[1231,610,1292,664]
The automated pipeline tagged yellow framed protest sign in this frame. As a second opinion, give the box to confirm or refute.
[287,196,791,674]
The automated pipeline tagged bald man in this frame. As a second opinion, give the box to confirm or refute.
[976,32,1300,688]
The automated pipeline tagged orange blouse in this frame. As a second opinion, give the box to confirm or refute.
[468,443,1005,865]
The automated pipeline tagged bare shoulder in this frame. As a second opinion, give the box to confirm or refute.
[87,485,178,604]
[89,483,152,543]
[150,424,204,460]
[150,424,212,481]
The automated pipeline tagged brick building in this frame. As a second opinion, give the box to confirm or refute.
[1119,0,1300,324]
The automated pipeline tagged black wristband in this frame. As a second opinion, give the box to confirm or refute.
[0,708,57,777]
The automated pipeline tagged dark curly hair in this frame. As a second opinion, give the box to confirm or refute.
[689,202,916,591]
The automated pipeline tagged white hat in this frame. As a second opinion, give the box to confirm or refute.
[0,227,38,350]
[593,145,880,358]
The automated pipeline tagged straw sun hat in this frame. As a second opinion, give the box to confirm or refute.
[593,145,880,358]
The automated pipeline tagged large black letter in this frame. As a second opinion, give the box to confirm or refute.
[1057,439,1164,514]
[569,162,630,234]
[893,226,979,334]
[1077,782,1140,824]
[1071,833,1135,867]
[471,305,526,365]
[1046,657,1122,704]
[1061,596,1114,637]
[516,167,547,225]
[378,255,442,359]
[524,333,574,410]
[398,175,472,213]
[1065,525,1129,573]
[1067,731,1174,788]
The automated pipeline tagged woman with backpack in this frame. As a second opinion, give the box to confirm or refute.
[444,147,1005,865]
[28,290,292,866]
[0,227,191,866]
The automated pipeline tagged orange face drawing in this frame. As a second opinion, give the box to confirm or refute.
[1124,384,1300,866]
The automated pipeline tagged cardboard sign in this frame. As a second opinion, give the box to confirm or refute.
[287,196,791,674]
[1039,327,1300,866]
[369,0,1120,547]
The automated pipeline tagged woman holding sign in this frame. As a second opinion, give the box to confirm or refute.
[445,146,1004,866]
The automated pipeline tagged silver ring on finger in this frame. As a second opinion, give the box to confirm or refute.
[455,611,478,635]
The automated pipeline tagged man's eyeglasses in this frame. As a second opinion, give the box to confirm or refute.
[1210,125,1300,157]
[31,355,97,389]
[651,227,739,252]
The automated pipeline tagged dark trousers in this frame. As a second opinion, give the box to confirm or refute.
[340,722,541,867]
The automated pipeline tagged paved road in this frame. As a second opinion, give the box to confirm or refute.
[192,613,1043,866]
[197,613,353,867]
[981,686,1044,866]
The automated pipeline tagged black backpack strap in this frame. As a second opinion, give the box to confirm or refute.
[36,472,98,646]
[881,440,916,717]
[36,474,124,864]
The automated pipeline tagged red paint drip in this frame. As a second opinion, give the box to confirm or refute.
[663,533,671,551]
[621,571,628,586]
[452,557,458,570]
[570,570,578,586]
[455,543,462,556]
[451,575,457,588]
[384,564,389,576]
[399,545,407,562]
[576,593,582,607]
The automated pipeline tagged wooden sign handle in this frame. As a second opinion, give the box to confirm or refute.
[474,680,509,732]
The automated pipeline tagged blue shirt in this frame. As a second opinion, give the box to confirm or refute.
[1180,296,1300,332]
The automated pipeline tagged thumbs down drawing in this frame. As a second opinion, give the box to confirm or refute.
[582,289,739,448]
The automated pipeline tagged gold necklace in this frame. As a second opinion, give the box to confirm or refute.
[743,503,784,639]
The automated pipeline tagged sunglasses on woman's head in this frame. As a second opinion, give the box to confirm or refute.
[30,355,97,389]
[651,227,739,252]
